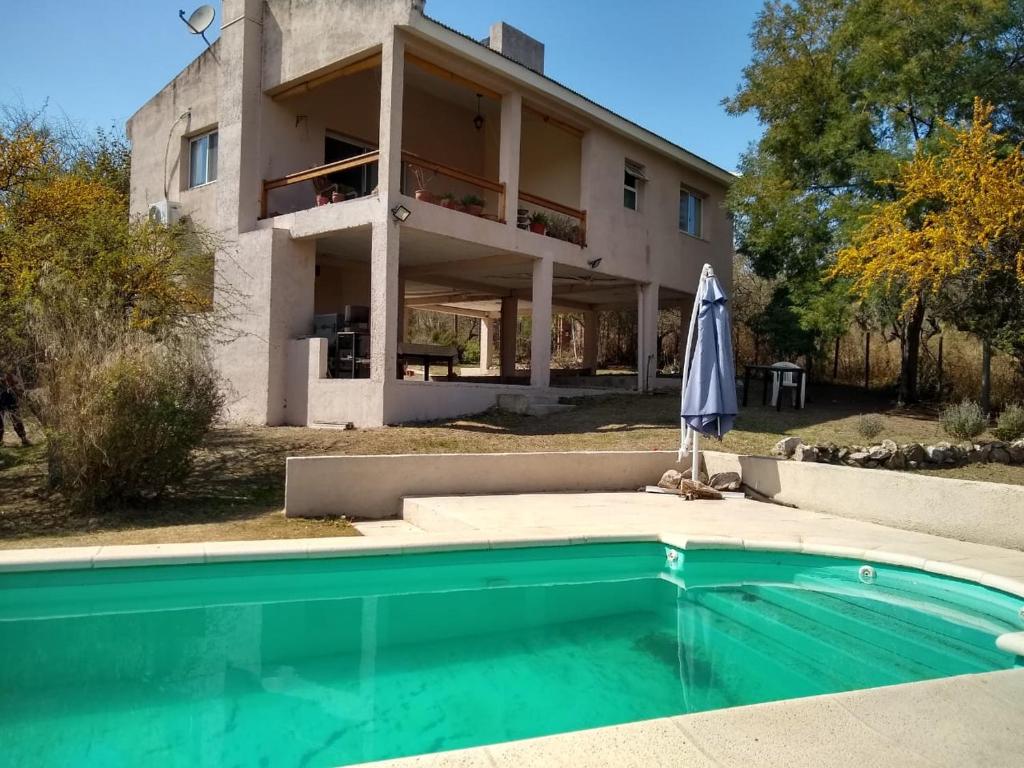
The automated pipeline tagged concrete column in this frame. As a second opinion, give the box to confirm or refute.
[500,296,518,379]
[397,273,407,344]
[369,220,400,383]
[582,309,599,373]
[217,0,263,235]
[530,258,553,388]
[499,92,522,225]
[479,317,495,371]
[678,293,696,372]
[637,282,659,392]
[378,29,406,201]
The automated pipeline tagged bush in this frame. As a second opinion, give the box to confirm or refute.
[36,331,222,510]
[993,402,1024,441]
[854,413,884,442]
[939,399,988,441]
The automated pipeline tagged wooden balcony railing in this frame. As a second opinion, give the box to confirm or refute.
[401,151,505,222]
[519,190,587,247]
[260,150,380,219]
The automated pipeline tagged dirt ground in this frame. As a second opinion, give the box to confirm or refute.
[2,385,1020,549]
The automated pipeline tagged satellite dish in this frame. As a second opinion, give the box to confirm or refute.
[181,5,215,35]
[179,6,219,61]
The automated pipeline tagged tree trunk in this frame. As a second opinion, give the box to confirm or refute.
[899,298,926,404]
[980,337,992,414]
[832,336,840,381]
[936,335,944,399]
[864,332,871,390]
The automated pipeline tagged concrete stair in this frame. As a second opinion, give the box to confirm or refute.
[496,393,576,418]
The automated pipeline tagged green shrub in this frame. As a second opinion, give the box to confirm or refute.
[854,413,884,442]
[939,399,988,441]
[993,402,1024,442]
[38,332,222,510]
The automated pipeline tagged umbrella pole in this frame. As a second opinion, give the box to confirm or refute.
[691,430,700,482]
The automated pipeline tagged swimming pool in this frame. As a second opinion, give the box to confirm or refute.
[1,542,1021,767]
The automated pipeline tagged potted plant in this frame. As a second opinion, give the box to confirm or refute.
[462,194,485,216]
[439,192,457,209]
[410,165,435,203]
[546,214,575,242]
[528,211,550,235]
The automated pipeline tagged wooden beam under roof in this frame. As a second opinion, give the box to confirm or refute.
[269,51,382,99]
[405,51,501,100]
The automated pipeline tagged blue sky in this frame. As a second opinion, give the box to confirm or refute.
[0,1,763,172]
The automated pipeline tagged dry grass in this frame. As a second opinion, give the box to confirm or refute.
[2,384,1021,549]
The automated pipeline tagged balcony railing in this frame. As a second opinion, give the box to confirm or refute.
[401,151,505,222]
[519,190,587,247]
[261,150,380,219]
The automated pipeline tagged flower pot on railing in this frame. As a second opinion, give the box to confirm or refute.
[315,194,330,207]
[528,221,547,235]
[331,191,344,203]
[440,194,456,209]
[461,195,485,216]
[414,189,436,204]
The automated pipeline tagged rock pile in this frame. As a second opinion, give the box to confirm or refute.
[771,435,1024,470]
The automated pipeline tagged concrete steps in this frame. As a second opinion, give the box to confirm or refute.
[496,393,576,418]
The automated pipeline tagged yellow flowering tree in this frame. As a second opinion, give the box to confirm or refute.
[835,99,1024,409]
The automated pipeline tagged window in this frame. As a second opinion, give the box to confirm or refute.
[624,160,646,210]
[188,130,218,188]
[325,133,377,198]
[679,187,703,238]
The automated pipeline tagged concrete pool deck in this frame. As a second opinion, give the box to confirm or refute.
[1,491,1022,767]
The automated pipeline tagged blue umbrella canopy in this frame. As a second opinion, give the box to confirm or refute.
[681,269,737,440]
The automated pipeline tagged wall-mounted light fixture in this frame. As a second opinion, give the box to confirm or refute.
[391,204,412,222]
[587,257,602,269]
[473,94,484,131]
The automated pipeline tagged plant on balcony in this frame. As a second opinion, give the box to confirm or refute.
[461,194,485,216]
[528,211,550,235]
[546,214,580,243]
[410,165,435,203]
[439,192,457,210]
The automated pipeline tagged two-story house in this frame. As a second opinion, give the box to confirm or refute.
[126,0,735,428]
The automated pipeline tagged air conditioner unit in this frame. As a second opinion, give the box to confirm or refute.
[148,199,182,226]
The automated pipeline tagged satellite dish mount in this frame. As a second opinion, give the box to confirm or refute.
[179,5,219,61]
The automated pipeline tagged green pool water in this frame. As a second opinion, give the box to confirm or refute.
[1,543,1021,767]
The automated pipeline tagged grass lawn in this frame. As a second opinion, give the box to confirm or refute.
[1,384,1021,549]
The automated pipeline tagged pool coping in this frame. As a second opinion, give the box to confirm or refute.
[2,530,1023,598]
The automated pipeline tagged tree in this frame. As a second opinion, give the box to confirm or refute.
[727,0,1024,401]
[834,100,1024,411]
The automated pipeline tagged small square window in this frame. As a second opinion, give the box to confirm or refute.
[189,130,218,188]
[679,187,703,238]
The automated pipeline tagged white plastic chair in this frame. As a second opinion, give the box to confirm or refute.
[770,362,805,410]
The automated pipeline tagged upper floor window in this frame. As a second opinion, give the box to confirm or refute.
[189,130,218,188]
[679,186,703,238]
[624,160,646,210]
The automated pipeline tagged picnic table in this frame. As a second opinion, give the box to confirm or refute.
[742,363,807,410]
[398,343,458,381]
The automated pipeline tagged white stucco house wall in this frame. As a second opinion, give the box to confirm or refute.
[126,0,735,428]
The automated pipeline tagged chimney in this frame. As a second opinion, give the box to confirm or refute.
[487,22,544,74]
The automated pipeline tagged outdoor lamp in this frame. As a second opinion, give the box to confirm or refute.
[391,204,412,222]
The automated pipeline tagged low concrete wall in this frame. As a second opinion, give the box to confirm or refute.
[713,451,1024,551]
[285,450,679,518]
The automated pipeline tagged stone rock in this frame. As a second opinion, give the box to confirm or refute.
[907,460,921,469]
[793,443,820,462]
[681,467,709,484]
[903,443,926,464]
[881,439,898,454]
[925,444,948,464]
[658,470,683,490]
[709,471,742,491]
[848,451,871,466]
[836,446,851,462]
[867,444,892,462]
[991,446,1012,464]
[1009,440,1024,463]
[885,448,908,470]
[772,436,803,458]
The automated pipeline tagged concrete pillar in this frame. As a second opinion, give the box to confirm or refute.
[582,309,599,373]
[530,258,553,388]
[378,29,406,200]
[637,282,660,392]
[480,317,495,371]
[499,92,522,225]
[500,296,518,379]
[678,293,696,372]
[369,30,405,384]
[217,0,263,235]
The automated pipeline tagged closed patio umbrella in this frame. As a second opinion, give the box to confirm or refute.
[677,264,738,481]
